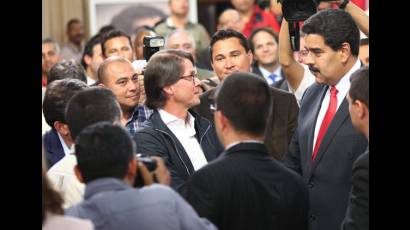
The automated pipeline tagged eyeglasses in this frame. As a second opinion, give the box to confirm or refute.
[180,72,197,83]
[210,103,217,113]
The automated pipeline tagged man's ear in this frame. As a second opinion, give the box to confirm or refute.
[356,100,368,119]
[83,55,92,67]
[215,110,229,132]
[127,158,138,180]
[74,165,84,183]
[247,51,254,65]
[54,121,70,136]
[339,42,351,63]
[162,85,174,96]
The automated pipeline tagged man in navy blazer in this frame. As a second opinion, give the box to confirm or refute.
[43,79,88,168]
[284,9,368,230]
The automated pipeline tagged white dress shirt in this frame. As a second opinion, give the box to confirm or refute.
[312,59,362,152]
[57,132,71,156]
[158,109,208,170]
[258,66,283,86]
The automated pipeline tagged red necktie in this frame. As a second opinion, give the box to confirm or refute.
[312,86,338,161]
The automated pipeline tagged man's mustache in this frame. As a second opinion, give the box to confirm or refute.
[309,66,320,73]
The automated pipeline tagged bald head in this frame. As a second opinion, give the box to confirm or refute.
[97,56,133,84]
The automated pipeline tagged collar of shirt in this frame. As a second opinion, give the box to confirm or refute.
[332,58,362,108]
[158,109,196,137]
[86,75,96,85]
[225,140,265,152]
[56,132,71,156]
[165,17,193,29]
[258,66,283,83]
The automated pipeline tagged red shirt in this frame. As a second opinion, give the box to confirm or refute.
[242,5,280,38]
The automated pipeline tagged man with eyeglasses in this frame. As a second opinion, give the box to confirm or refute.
[134,49,223,197]
[194,29,299,161]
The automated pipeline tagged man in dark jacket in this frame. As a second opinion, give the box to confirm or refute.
[134,49,223,197]
[187,72,309,230]
[194,29,298,160]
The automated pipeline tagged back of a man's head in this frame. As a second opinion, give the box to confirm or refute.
[302,9,360,56]
[75,122,134,183]
[48,59,87,84]
[349,66,369,108]
[216,72,272,136]
[210,29,250,63]
[66,87,122,140]
[43,79,89,129]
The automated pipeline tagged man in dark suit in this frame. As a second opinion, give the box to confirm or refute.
[248,27,289,91]
[187,72,309,230]
[42,79,88,168]
[194,29,298,160]
[342,66,369,230]
[284,9,368,230]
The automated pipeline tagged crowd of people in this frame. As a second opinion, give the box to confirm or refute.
[42,0,369,229]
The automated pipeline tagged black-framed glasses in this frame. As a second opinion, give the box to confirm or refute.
[180,72,197,83]
[210,103,217,113]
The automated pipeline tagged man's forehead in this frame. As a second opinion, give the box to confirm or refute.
[213,37,245,54]
[107,36,131,46]
[42,43,56,52]
[304,34,327,49]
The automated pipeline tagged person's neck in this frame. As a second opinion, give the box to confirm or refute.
[86,68,98,81]
[223,131,264,149]
[259,61,279,73]
[121,107,134,125]
[162,103,189,120]
[239,7,254,21]
[42,72,47,82]
[170,15,188,29]
[70,40,82,49]
[60,133,73,149]
[331,57,358,85]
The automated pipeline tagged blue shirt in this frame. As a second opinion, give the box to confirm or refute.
[66,178,216,230]
[126,104,153,136]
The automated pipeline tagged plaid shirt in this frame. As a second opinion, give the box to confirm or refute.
[126,104,153,136]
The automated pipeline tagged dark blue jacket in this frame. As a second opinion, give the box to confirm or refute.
[134,109,223,197]
[43,129,65,168]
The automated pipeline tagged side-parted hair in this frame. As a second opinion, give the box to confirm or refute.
[66,87,122,140]
[144,49,194,109]
[75,122,135,183]
[43,79,88,128]
[47,59,87,84]
[349,66,369,108]
[81,34,103,69]
[302,9,360,56]
[209,29,250,63]
[248,27,279,53]
[101,30,133,58]
[215,72,272,136]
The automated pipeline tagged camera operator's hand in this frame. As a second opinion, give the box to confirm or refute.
[137,156,171,186]
[150,156,171,186]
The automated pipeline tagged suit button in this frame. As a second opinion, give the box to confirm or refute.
[309,214,316,222]
[308,182,314,188]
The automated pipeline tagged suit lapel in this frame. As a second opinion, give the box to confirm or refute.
[309,98,350,177]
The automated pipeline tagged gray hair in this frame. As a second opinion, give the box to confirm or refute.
[42,37,61,54]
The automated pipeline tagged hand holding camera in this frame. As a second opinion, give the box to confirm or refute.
[134,154,171,187]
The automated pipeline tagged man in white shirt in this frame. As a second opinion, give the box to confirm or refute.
[134,49,223,197]
[81,34,103,85]
[47,87,122,208]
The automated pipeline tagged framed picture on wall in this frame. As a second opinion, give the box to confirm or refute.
[88,0,198,37]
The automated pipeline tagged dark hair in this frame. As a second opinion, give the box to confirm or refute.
[349,66,369,108]
[144,49,195,109]
[98,25,115,37]
[66,18,81,32]
[47,59,87,84]
[75,122,135,183]
[360,37,369,46]
[215,72,272,136]
[248,27,279,53]
[81,34,103,69]
[101,30,133,58]
[42,153,64,225]
[210,29,250,63]
[66,87,121,139]
[302,9,360,56]
[43,79,88,128]
[110,6,166,36]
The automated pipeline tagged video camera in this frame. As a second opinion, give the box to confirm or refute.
[143,35,165,61]
[133,153,158,187]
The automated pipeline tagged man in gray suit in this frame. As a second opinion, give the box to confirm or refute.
[284,9,368,230]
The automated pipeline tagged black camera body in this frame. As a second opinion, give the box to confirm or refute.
[133,153,158,187]
[143,35,165,61]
